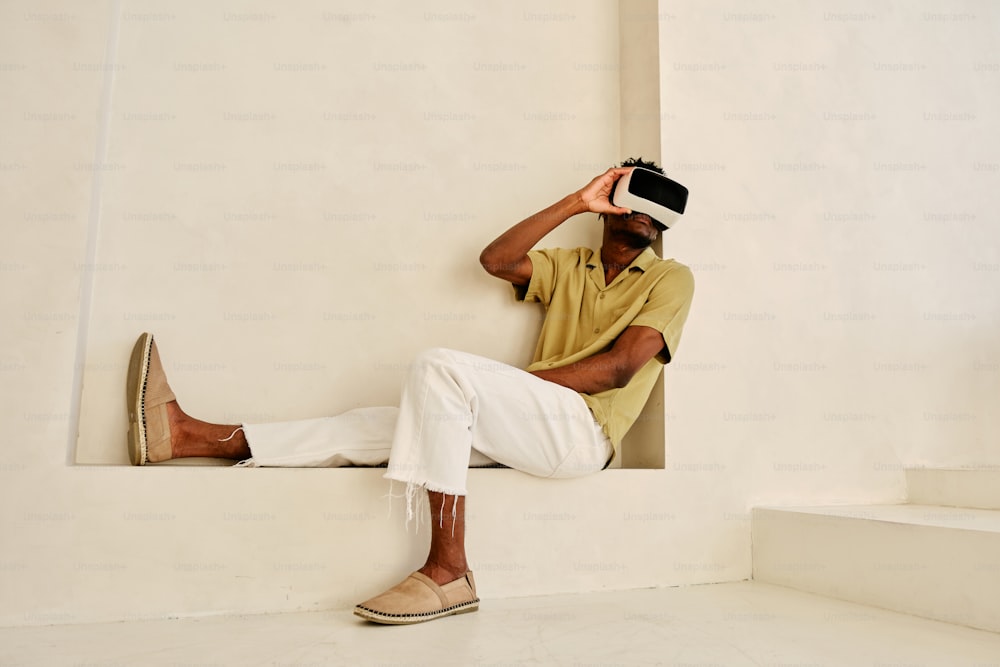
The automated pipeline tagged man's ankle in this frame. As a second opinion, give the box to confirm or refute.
[418,563,468,586]
[165,401,186,457]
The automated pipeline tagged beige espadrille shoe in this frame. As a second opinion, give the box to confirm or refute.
[126,333,176,465]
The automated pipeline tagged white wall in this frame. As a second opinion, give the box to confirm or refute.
[7,0,986,628]
[661,0,1000,483]
[2,0,721,628]
[73,0,620,463]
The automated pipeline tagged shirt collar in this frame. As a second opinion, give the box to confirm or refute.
[586,246,658,273]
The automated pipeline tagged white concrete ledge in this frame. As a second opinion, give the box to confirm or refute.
[1,466,749,627]
[752,504,1000,633]
[906,468,1000,510]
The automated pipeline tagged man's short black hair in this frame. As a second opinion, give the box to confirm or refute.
[619,156,664,174]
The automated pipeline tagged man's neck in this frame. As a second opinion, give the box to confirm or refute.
[600,241,646,284]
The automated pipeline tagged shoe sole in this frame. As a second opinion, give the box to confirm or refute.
[352,599,480,625]
[126,333,153,466]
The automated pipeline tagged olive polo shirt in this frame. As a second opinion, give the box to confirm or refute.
[515,246,694,457]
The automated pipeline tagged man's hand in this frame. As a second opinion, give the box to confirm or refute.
[576,167,634,216]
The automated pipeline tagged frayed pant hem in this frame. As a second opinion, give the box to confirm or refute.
[383,477,466,534]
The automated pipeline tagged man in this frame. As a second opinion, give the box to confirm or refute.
[125,158,694,625]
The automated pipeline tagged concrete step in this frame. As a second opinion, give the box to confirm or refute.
[907,468,1000,510]
[752,504,1000,633]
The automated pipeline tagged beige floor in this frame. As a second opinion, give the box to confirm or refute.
[2,581,999,666]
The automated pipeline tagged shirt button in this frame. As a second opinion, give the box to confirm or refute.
[599,293,606,300]
[593,328,600,334]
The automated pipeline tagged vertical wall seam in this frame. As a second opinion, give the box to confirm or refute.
[67,0,123,464]
[617,0,625,162]
[617,0,667,469]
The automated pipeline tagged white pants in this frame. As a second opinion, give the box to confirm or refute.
[241,348,613,497]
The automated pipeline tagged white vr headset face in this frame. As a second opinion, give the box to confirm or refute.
[611,167,689,230]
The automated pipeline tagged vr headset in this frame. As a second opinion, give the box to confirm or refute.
[611,167,689,230]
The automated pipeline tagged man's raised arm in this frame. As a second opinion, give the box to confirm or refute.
[479,167,633,286]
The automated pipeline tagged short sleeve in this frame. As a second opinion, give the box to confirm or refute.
[514,249,557,306]
[629,263,695,364]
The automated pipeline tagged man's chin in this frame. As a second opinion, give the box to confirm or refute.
[616,231,655,250]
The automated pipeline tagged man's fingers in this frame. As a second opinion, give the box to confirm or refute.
[578,166,636,213]
[606,166,634,182]
[596,167,629,187]
[591,168,634,211]
[590,201,631,215]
